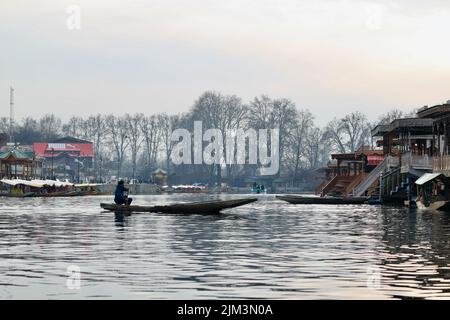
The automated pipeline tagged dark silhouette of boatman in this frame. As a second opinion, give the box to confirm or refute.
[114,180,132,205]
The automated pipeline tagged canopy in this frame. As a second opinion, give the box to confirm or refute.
[1,179,46,188]
[172,184,206,189]
[415,173,444,186]
[74,183,102,188]
[367,155,384,166]
[1,179,74,188]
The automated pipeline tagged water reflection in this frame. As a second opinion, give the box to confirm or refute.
[1,195,450,299]
[377,207,450,299]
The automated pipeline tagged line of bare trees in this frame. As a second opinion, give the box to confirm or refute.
[0,91,408,186]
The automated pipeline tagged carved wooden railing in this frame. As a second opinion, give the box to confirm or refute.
[433,156,450,175]
[401,152,432,173]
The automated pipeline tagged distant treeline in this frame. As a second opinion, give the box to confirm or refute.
[0,91,413,185]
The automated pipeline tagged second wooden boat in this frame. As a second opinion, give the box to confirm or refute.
[100,198,258,214]
[276,195,368,205]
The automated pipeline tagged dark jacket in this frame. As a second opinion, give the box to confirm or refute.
[114,184,129,204]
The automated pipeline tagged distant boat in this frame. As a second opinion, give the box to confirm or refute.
[251,188,267,194]
[171,184,208,193]
[100,198,258,214]
[276,195,368,205]
[0,179,107,197]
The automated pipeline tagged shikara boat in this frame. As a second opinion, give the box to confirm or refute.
[415,173,450,211]
[276,195,369,205]
[100,198,258,214]
[0,179,108,198]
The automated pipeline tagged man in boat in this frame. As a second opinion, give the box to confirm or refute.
[114,180,132,205]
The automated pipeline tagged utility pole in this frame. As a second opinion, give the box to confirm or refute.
[9,87,14,144]
[51,148,54,180]
[99,156,103,183]
[77,158,81,183]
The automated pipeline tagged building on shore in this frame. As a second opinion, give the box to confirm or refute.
[411,102,450,209]
[417,102,450,175]
[152,168,168,186]
[0,146,42,179]
[316,147,384,197]
[33,136,94,181]
[370,117,434,204]
[334,100,450,208]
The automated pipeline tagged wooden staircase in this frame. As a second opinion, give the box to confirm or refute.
[321,175,364,197]
[344,173,368,196]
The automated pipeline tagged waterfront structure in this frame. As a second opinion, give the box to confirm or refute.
[416,102,450,175]
[0,147,42,179]
[152,168,168,186]
[316,148,384,197]
[368,118,433,203]
[33,136,94,181]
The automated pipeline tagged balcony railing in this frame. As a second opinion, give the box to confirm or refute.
[387,155,399,168]
[433,156,450,175]
[400,152,432,173]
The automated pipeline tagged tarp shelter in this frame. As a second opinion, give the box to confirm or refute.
[415,173,444,186]
[0,179,74,188]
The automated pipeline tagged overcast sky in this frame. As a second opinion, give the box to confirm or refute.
[1,0,450,126]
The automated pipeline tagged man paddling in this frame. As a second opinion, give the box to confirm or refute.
[114,180,132,205]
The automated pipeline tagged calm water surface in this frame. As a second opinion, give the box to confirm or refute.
[1,194,450,299]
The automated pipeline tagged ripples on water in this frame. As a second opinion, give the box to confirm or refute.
[1,194,450,299]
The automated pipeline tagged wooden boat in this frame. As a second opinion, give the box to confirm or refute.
[1,179,108,198]
[276,195,369,205]
[100,198,258,214]
[0,192,36,198]
[415,173,450,212]
[367,197,382,205]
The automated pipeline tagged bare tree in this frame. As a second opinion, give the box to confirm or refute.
[124,113,143,181]
[323,111,371,154]
[248,95,273,129]
[0,117,10,135]
[270,98,299,171]
[105,115,129,178]
[159,113,181,179]
[341,111,371,152]
[15,117,40,144]
[304,127,322,169]
[141,114,162,177]
[323,118,350,154]
[288,109,314,182]
[86,115,107,181]
[62,116,83,137]
[190,91,226,185]
[222,95,248,184]
[39,114,62,141]
[377,108,416,126]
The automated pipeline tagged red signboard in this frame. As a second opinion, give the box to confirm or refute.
[367,155,384,166]
[33,142,94,158]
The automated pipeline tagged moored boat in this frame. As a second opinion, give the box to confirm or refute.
[0,179,107,197]
[100,198,258,214]
[415,173,450,211]
[276,195,369,205]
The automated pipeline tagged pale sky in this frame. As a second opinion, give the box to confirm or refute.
[1,0,450,126]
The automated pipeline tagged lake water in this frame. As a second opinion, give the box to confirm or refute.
[1,194,450,299]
